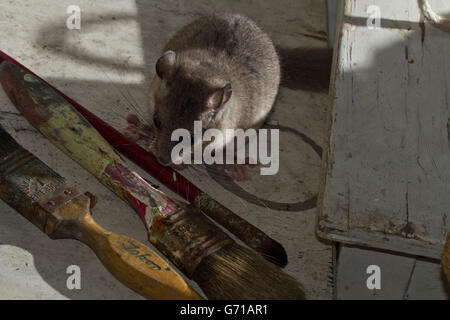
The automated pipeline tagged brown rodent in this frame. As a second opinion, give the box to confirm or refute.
[148,13,280,166]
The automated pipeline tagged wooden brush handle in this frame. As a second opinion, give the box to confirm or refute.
[0,61,174,226]
[0,60,234,279]
[0,128,202,300]
[100,162,234,277]
[0,52,288,267]
[45,192,203,300]
[63,103,287,267]
[0,60,204,228]
[84,223,203,300]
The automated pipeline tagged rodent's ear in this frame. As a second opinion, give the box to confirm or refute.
[156,51,176,80]
[205,83,232,110]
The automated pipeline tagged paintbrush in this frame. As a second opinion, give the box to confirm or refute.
[0,60,306,299]
[0,49,287,268]
[0,124,202,300]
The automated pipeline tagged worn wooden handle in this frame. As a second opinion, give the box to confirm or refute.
[80,216,203,300]
[0,121,202,300]
[0,56,288,267]
[48,194,203,300]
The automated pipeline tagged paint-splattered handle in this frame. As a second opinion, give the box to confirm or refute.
[0,59,239,282]
[0,122,203,300]
[0,61,178,228]
[78,213,203,300]
[0,51,289,268]
[101,160,179,228]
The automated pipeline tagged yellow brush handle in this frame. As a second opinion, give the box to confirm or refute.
[0,61,203,299]
[50,193,203,300]
[82,216,203,300]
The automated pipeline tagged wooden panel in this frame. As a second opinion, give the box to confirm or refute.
[336,246,449,300]
[318,0,450,259]
[404,259,450,299]
[336,246,415,300]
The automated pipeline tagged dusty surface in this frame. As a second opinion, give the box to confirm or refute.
[0,0,332,299]
[319,0,450,258]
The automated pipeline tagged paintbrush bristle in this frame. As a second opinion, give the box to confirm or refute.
[0,125,22,159]
[193,243,306,300]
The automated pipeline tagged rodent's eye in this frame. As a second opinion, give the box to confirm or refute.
[153,113,162,129]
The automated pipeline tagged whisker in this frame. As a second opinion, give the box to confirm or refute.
[118,69,151,127]
[96,65,150,127]
[101,119,129,128]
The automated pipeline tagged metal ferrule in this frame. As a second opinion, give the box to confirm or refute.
[149,205,234,278]
[0,146,86,237]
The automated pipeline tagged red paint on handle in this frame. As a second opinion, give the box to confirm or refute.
[0,51,290,269]
[104,161,178,224]
[0,50,201,203]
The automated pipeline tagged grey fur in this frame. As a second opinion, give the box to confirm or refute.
[149,13,280,165]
